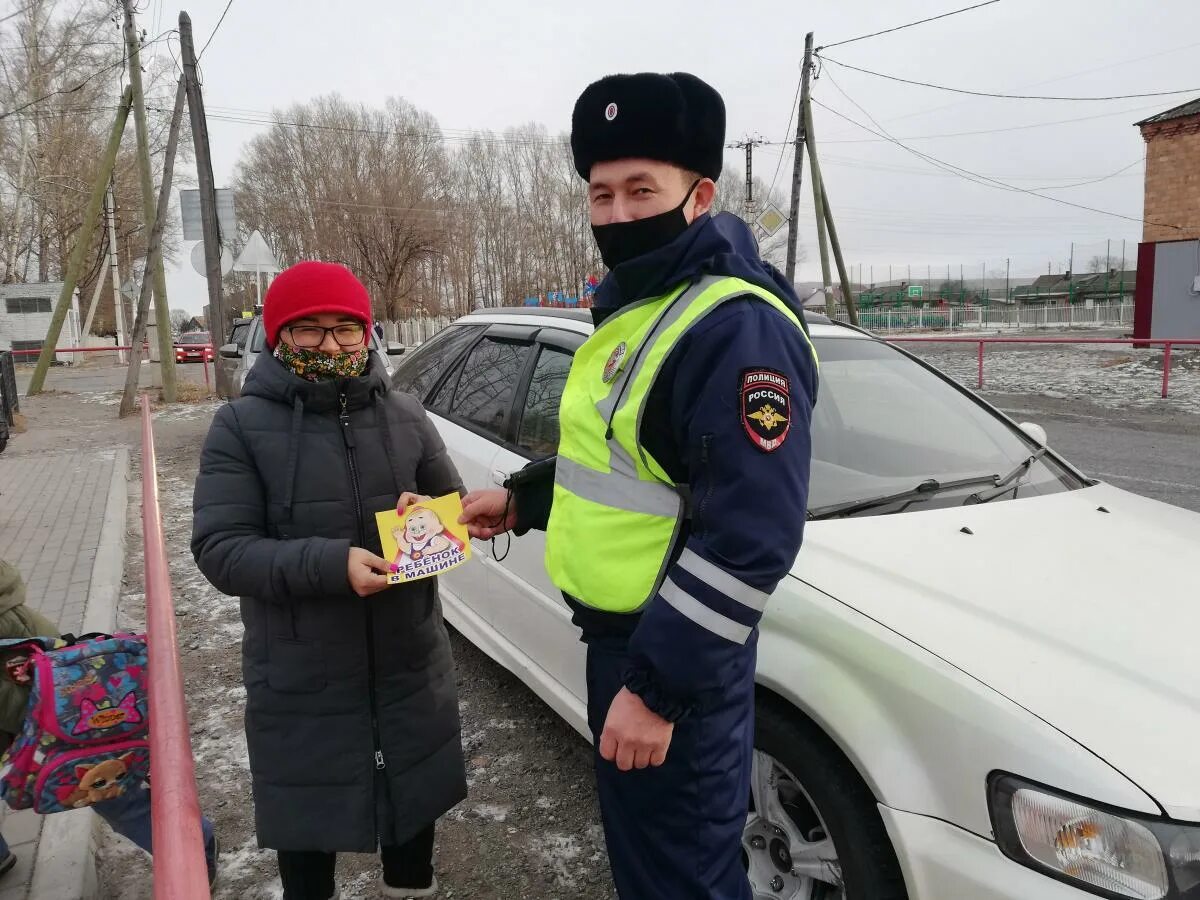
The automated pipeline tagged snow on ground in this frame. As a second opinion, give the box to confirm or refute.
[895,337,1200,414]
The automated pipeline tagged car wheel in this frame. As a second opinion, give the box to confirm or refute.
[746,698,908,900]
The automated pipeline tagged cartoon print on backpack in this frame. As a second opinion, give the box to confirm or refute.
[73,691,143,734]
[64,753,136,808]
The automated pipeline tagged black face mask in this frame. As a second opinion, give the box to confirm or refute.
[591,180,701,271]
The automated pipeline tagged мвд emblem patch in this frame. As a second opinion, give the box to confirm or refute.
[740,368,791,453]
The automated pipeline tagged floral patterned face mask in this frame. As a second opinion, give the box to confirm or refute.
[274,341,369,382]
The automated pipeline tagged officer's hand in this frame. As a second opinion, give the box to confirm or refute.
[599,687,674,771]
[347,547,391,597]
[459,489,518,540]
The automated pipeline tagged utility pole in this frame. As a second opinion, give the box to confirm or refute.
[802,94,831,293]
[818,181,859,326]
[730,137,764,224]
[1005,257,1010,302]
[122,0,177,402]
[180,12,225,344]
[27,89,133,396]
[105,181,127,364]
[785,33,814,283]
[121,76,187,418]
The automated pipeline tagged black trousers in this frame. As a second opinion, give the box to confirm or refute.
[276,824,435,900]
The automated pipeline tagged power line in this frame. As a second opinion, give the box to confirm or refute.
[808,94,1179,231]
[767,74,802,199]
[817,54,1200,101]
[818,65,1146,190]
[197,108,571,146]
[0,30,172,120]
[875,38,1200,127]
[815,0,1000,51]
[197,0,235,60]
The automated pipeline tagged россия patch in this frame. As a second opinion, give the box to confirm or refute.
[740,368,792,453]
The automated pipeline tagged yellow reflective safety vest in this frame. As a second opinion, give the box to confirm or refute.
[544,274,816,613]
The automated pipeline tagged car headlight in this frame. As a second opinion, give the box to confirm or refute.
[991,773,1200,899]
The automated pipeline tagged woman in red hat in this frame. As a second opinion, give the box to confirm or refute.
[192,261,466,900]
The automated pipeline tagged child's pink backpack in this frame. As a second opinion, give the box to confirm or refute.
[0,634,150,813]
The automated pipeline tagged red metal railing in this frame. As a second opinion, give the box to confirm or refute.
[888,336,1200,399]
[9,345,136,355]
[140,395,210,900]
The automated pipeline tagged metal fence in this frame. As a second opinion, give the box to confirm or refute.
[385,316,455,347]
[0,351,18,426]
[827,302,1135,333]
[140,395,210,900]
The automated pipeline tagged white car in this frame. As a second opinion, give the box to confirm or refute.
[392,308,1200,900]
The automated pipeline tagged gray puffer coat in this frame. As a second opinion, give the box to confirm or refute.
[191,351,466,851]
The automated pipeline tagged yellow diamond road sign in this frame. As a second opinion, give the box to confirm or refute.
[756,204,788,237]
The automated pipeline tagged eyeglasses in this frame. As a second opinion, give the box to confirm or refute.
[286,323,365,348]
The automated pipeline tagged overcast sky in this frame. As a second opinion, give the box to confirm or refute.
[157,0,1200,314]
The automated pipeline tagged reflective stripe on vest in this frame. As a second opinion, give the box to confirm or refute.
[544,274,817,613]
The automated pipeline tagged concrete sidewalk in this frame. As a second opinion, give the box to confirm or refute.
[0,447,129,900]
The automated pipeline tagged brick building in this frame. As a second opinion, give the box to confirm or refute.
[1133,97,1200,340]
[1136,98,1200,242]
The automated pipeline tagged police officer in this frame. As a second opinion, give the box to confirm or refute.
[460,72,818,899]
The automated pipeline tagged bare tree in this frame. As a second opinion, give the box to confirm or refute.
[0,0,189,336]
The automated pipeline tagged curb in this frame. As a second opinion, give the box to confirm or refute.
[28,448,128,900]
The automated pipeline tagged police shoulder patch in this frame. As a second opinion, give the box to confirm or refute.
[740,368,792,453]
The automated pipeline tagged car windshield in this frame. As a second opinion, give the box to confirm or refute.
[807,335,1084,515]
[178,333,210,344]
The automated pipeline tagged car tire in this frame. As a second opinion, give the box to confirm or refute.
[749,695,909,899]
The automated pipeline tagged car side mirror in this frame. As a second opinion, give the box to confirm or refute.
[386,341,406,356]
[219,343,241,359]
[1018,422,1047,446]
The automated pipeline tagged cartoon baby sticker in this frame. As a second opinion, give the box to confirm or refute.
[391,507,466,568]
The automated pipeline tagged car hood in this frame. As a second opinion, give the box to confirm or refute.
[794,482,1200,821]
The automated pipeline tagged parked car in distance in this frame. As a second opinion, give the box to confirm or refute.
[215,315,407,399]
[173,331,213,364]
[392,306,1200,900]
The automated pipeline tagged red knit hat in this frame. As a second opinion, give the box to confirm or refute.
[263,261,373,349]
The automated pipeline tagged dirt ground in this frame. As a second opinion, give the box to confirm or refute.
[40,393,617,900]
[8,349,1198,898]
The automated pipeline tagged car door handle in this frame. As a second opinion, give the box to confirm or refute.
[490,468,508,486]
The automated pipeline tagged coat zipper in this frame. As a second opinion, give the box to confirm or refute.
[696,434,714,538]
[340,392,386,774]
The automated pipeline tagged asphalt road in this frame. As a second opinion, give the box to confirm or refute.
[992,393,1200,513]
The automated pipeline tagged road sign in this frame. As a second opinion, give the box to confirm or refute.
[907,285,924,299]
[180,189,237,242]
[755,203,788,237]
[190,241,234,277]
[233,230,281,274]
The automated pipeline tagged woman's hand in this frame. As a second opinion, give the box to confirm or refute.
[347,547,391,597]
[397,492,431,512]
[459,489,518,540]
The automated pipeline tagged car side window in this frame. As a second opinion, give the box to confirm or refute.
[392,326,480,401]
[446,337,533,440]
[231,324,249,350]
[516,346,572,457]
[249,321,265,353]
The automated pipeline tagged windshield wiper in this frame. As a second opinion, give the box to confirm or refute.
[963,447,1048,505]
[808,474,1002,521]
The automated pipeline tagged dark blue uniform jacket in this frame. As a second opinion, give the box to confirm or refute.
[514,211,819,721]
